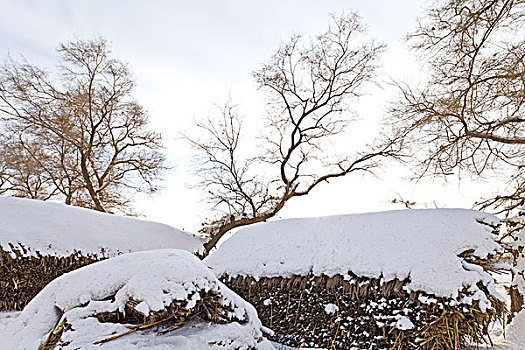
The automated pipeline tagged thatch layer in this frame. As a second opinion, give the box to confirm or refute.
[508,284,523,322]
[96,290,241,326]
[0,247,99,310]
[224,273,504,349]
[38,290,254,349]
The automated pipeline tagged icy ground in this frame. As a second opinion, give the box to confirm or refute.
[0,197,203,257]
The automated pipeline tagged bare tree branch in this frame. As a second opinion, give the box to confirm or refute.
[389,0,525,217]
[0,38,165,214]
[186,14,400,254]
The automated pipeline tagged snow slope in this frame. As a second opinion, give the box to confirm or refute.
[0,196,203,257]
[0,249,273,350]
[0,311,20,332]
[502,310,525,349]
[205,209,503,305]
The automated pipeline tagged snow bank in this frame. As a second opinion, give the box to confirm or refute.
[0,249,273,350]
[504,309,525,349]
[0,196,203,257]
[205,209,502,302]
[488,309,525,350]
[0,311,19,332]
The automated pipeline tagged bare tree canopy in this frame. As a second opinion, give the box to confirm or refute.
[186,14,401,254]
[389,0,525,215]
[0,38,165,213]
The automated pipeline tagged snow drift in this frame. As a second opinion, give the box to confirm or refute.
[0,196,203,257]
[0,249,273,350]
[205,209,507,348]
[205,208,502,302]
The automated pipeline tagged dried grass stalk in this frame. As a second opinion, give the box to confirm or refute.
[0,246,99,311]
[223,255,505,349]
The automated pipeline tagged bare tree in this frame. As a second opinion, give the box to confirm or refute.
[389,0,525,216]
[0,134,57,200]
[0,38,165,213]
[187,14,400,254]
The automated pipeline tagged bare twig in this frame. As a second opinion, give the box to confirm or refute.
[0,38,165,214]
[389,0,525,217]
[186,14,400,254]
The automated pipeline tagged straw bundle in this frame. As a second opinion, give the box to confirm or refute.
[38,290,248,349]
[224,271,504,349]
[0,246,99,310]
[96,290,241,326]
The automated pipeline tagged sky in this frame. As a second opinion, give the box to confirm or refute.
[0,0,503,232]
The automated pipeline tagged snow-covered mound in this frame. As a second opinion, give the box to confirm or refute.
[0,249,273,350]
[0,196,203,257]
[205,209,502,302]
[0,311,19,332]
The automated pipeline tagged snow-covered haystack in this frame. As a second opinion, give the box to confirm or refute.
[205,209,507,349]
[0,249,273,350]
[0,196,203,311]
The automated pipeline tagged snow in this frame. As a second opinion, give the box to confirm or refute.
[485,310,525,350]
[205,209,503,305]
[0,196,203,257]
[499,219,525,350]
[502,309,525,349]
[417,295,437,304]
[323,303,338,315]
[0,249,273,350]
[394,316,414,330]
[0,311,20,332]
[270,343,326,350]
[512,219,525,309]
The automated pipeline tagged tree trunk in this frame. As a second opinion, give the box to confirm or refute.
[80,153,106,212]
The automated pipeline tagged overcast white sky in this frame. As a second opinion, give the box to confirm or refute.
[0,0,503,231]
